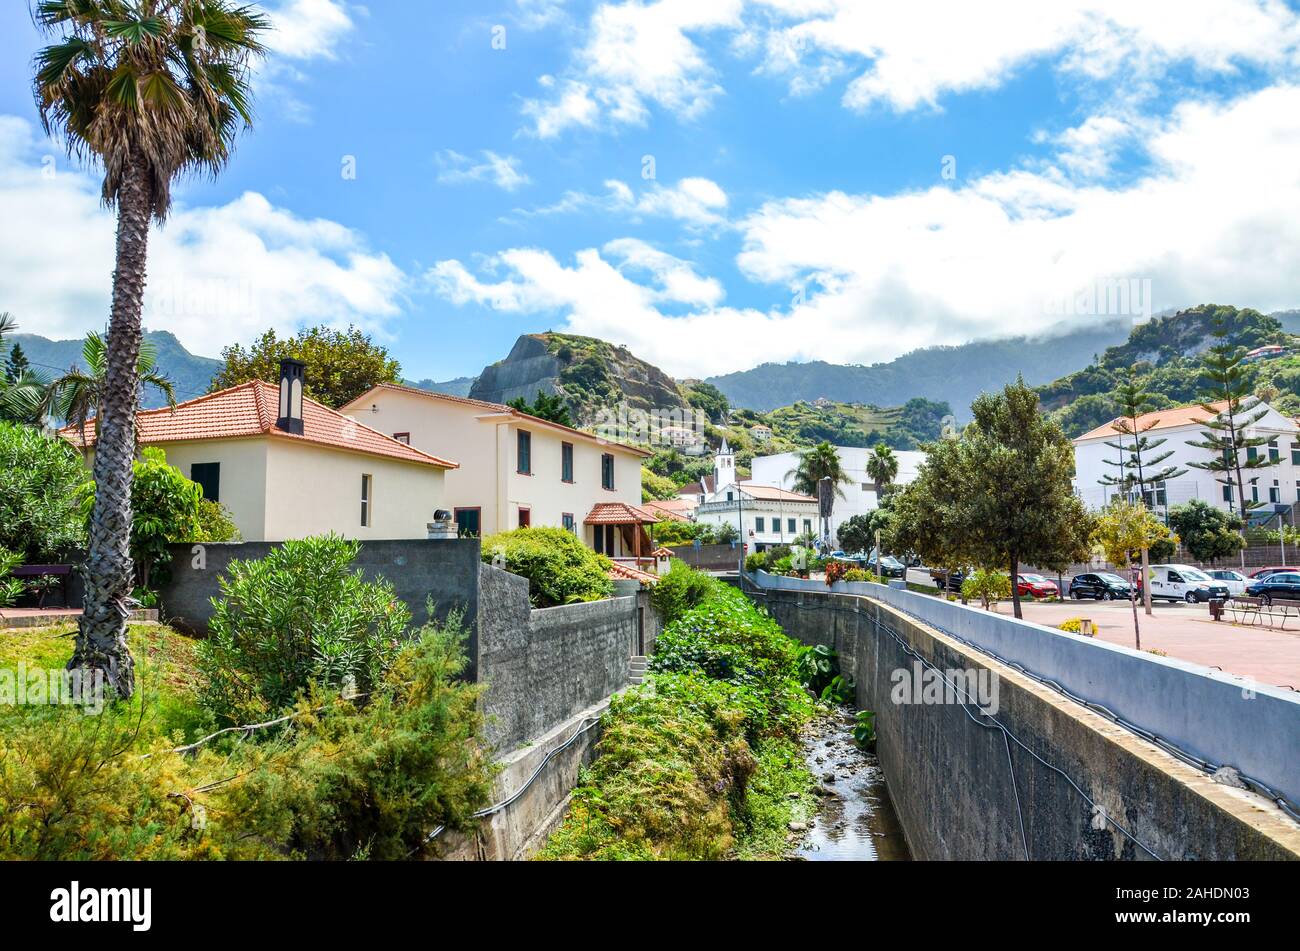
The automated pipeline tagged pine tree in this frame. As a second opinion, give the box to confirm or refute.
[4,342,29,384]
[1185,320,1274,522]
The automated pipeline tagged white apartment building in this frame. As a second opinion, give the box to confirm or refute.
[694,441,820,551]
[750,445,926,543]
[1072,399,1300,523]
[342,384,655,561]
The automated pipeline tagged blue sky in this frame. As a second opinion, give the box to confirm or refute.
[3,1,1300,384]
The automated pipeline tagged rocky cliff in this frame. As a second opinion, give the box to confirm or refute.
[469,333,690,426]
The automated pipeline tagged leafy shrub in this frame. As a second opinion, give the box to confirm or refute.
[843,568,872,583]
[824,559,851,586]
[0,546,25,607]
[197,535,413,725]
[771,555,793,574]
[744,552,766,573]
[481,526,613,607]
[961,568,1011,610]
[852,710,877,748]
[195,497,240,543]
[650,559,718,624]
[1057,617,1092,636]
[795,643,835,692]
[819,674,854,704]
[0,420,87,562]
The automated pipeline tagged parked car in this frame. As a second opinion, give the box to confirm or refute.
[866,554,906,578]
[1068,572,1133,600]
[1145,564,1231,603]
[1204,569,1248,597]
[1016,574,1059,599]
[1245,570,1300,603]
[1249,566,1293,579]
[929,567,967,590]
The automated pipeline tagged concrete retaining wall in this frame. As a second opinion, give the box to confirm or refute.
[746,572,1300,860]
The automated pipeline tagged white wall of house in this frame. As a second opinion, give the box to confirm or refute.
[1073,403,1300,518]
[750,446,926,541]
[695,494,819,550]
[147,438,269,542]
[343,387,645,546]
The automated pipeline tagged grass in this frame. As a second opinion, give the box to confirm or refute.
[0,623,210,743]
[733,735,815,860]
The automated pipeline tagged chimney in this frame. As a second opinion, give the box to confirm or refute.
[276,358,305,435]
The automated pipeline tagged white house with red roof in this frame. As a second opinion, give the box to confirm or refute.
[62,360,457,542]
[1072,398,1300,519]
[340,383,654,563]
[694,440,820,551]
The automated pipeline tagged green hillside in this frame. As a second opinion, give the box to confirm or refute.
[5,329,221,408]
[1037,304,1299,437]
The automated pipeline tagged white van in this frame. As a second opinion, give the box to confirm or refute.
[1146,564,1232,603]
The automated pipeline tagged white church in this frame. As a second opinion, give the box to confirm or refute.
[689,440,821,551]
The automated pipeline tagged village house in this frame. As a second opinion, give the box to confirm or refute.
[1072,399,1300,523]
[340,383,657,564]
[750,444,926,543]
[694,441,820,551]
[62,360,456,542]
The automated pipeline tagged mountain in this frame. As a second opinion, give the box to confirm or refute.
[1271,309,1300,336]
[404,375,476,398]
[704,319,1132,418]
[5,329,221,408]
[1036,304,1297,437]
[470,332,691,426]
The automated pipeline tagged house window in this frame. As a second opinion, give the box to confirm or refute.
[562,442,574,482]
[787,518,796,533]
[454,507,481,537]
[1270,480,1281,504]
[563,513,575,533]
[518,507,531,528]
[190,463,220,503]
[803,519,812,534]
[393,432,411,445]
[1292,445,1300,465]
[1252,483,1260,504]
[361,474,372,527]
[601,453,615,490]
[1247,446,1258,463]
[517,430,532,475]
[1269,437,1280,463]
[755,517,765,532]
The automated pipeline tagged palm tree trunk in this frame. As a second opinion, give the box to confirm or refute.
[71,151,151,699]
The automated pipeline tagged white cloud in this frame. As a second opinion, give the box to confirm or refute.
[525,0,1300,136]
[517,176,729,227]
[436,150,531,192]
[0,116,406,360]
[434,83,1300,378]
[521,0,744,136]
[263,0,356,60]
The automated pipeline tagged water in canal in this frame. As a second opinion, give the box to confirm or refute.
[793,706,911,861]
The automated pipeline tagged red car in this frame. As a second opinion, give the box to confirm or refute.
[1016,574,1060,599]
[1249,566,1293,579]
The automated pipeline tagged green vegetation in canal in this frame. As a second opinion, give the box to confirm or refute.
[540,571,819,860]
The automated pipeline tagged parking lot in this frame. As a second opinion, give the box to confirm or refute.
[901,569,1300,689]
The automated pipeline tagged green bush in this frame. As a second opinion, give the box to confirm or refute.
[744,552,766,573]
[0,420,87,562]
[650,559,718,624]
[197,535,413,725]
[961,568,1012,610]
[843,568,872,583]
[481,526,613,607]
[0,546,24,607]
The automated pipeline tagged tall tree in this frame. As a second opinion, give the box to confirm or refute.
[35,0,268,697]
[507,389,573,426]
[891,437,977,595]
[42,332,176,439]
[1099,369,1187,615]
[950,379,1094,619]
[865,442,899,496]
[1186,320,1274,524]
[786,441,852,547]
[211,325,399,409]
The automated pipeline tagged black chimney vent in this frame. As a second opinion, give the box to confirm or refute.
[276,358,305,435]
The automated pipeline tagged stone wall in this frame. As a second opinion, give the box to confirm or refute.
[478,564,640,750]
[745,574,1300,861]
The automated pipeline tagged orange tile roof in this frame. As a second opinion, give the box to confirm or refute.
[607,561,660,584]
[651,546,675,558]
[1074,400,1231,443]
[340,382,652,457]
[61,380,458,470]
[643,498,695,521]
[584,501,661,525]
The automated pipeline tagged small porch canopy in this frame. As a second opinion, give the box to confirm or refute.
[584,502,659,562]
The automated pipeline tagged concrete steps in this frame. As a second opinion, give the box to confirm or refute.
[629,655,648,685]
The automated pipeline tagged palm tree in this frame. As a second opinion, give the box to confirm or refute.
[865,442,899,497]
[0,313,50,424]
[43,332,177,440]
[787,441,852,548]
[35,0,267,698]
